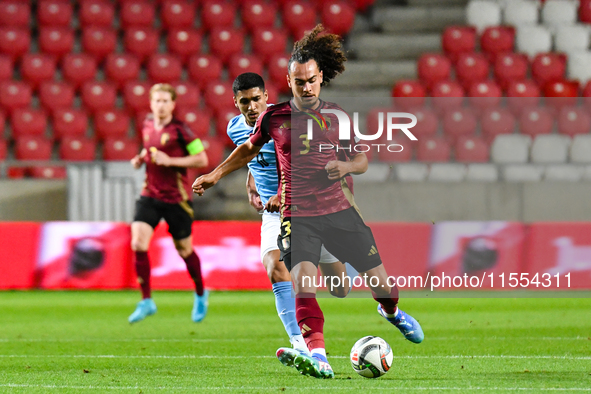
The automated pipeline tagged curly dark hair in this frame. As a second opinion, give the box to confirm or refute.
[288,24,347,87]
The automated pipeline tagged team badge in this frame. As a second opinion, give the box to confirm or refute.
[160,132,170,146]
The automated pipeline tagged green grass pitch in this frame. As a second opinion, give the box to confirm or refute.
[0,291,590,393]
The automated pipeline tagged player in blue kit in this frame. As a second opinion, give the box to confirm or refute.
[227,73,350,355]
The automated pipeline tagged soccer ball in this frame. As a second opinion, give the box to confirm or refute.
[350,336,393,378]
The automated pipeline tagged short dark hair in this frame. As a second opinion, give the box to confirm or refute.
[232,72,265,95]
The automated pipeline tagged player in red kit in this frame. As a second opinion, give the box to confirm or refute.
[193,25,423,378]
[129,83,209,324]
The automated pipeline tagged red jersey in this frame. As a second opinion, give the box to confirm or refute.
[250,100,359,218]
[140,115,201,204]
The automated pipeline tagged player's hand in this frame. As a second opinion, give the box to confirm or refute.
[265,195,281,213]
[192,173,218,196]
[150,148,172,167]
[325,160,349,180]
[249,191,263,211]
[130,155,143,169]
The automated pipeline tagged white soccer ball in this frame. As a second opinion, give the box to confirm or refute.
[350,336,393,378]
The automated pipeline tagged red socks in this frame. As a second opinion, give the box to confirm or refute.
[183,251,204,296]
[372,286,399,315]
[134,251,151,299]
[296,294,325,351]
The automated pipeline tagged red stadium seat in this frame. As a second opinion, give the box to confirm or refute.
[175,107,211,138]
[583,80,591,112]
[431,80,464,113]
[442,108,477,142]
[203,81,235,115]
[0,139,7,161]
[161,0,196,29]
[481,107,516,143]
[0,56,13,81]
[265,83,279,105]
[79,0,114,28]
[201,0,236,31]
[455,52,490,91]
[209,28,245,64]
[252,28,288,64]
[38,27,74,60]
[0,81,31,114]
[0,2,30,27]
[81,81,117,113]
[321,0,355,36]
[39,81,75,112]
[215,107,241,142]
[0,111,5,136]
[392,80,427,110]
[442,26,477,64]
[493,53,529,91]
[135,110,150,134]
[20,53,56,90]
[480,26,515,62]
[14,136,53,161]
[417,53,452,91]
[228,54,264,81]
[172,81,200,109]
[167,29,202,64]
[557,106,591,137]
[123,27,159,64]
[531,53,566,88]
[28,165,67,179]
[377,137,413,163]
[104,54,141,89]
[544,80,579,110]
[267,53,290,93]
[241,0,277,32]
[123,81,152,115]
[0,28,30,61]
[59,136,97,161]
[468,80,502,112]
[147,54,183,83]
[103,137,140,161]
[580,0,591,24]
[455,136,489,163]
[416,137,451,162]
[506,80,541,115]
[120,1,155,28]
[282,0,317,39]
[410,108,438,137]
[37,0,72,27]
[94,110,131,140]
[200,136,226,173]
[11,108,47,138]
[518,107,553,137]
[188,54,223,89]
[62,54,97,90]
[81,27,117,62]
[52,109,88,139]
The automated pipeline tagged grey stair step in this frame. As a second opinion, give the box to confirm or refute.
[330,60,416,88]
[348,33,441,60]
[373,6,466,33]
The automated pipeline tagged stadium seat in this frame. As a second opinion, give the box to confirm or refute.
[38,81,74,112]
[542,0,577,27]
[417,53,452,91]
[466,0,502,33]
[570,134,591,163]
[104,54,141,90]
[555,25,590,55]
[0,111,5,136]
[81,81,117,114]
[583,80,591,111]
[81,27,117,62]
[543,80,579,110]
[227,54,264,81]
[0,2,30,27]
[431,80,464,113]
[251,28,288,64]
[392,80,427,111]
[531,134,571,164]
[123,27,159,64]
[0,56,13,81]
[516,26,552,60]
[123,81,152,115]
[120,1,155,28]
[506,80,541,114]
[531,53,566,88]
[28,165,67,179]
[79,0,114,28]
[147,54,183,83]
[491,134,531,164]
[167,29,202,64]
[200,136,226,173]
[481,107,516,143]
[442,108,477,142]
[188,54,223,89]
[493,53,528,91]
[0,28,30,61]
[38,27,74,60]
[59,137,97,161]
[94,110,131,140]
[135,110,150,134]
[416,136,451,162]
[14,136,53,161]
[282,0,318,39]
[0,139,6,161]
[11,108,47,138]
[428,163,467,182]
[20,53,56,90]
[465,163,497,181]
[567,51,591,85]
[580,0,591,24]
[171,81,200,109]
[208,28,245,64]
[409,108,438,137]
[366,106,394,141]
[61,54,97,90]
[37,0,72,27]
[6,166,27,178]
[264,83,279,105]
[161,0,196,29]
[504,0,539,26]
[320,0,356,36]
[103,137,140,161]
[376,138,414,163]
[455,52,490,91]
[455,136,489,163]
[201,0,236,31]
[557,106,591,136]
[392,163,428,181]
[267,53,291,93]
[480,26,515,63]
[52,109,88,139]
[203,81,235,115]
[468,81,503,112]
[215,107,241,142]
[519,107,554,137]
[442,26,477,64]
[175,107,211,138]
[0,81,31,114]
[241,0,277,32]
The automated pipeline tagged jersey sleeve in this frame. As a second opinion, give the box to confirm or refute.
[179,122,205,155]
[249,109,273,147]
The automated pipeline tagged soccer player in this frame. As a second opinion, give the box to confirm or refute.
[193,25,423,379]
[128,83,209,324]
[227,72,350,355]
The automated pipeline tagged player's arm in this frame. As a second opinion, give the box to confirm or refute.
[131,148,147,169]
[246,170,263,211]
[325,152,368,180]
[150,139,209,168]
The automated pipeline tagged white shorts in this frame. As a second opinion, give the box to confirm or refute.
[260,211,339,264]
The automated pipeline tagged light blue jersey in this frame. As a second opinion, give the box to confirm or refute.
[227,113,277,205]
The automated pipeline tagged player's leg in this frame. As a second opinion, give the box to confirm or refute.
[318,246,350,298]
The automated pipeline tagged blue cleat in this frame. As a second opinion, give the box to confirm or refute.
[276,348,334,379]
[128,298,157,324]
[378,304,424,344]
[192,290,209,322]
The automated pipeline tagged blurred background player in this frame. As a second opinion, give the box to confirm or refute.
[227,72,351,356]
[129,83,209,324]
[193,25,423,379]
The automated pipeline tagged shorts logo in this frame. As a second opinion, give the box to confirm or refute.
[282,237,290,250]
[368,245,378,256]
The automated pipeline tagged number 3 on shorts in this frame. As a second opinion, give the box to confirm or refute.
[281,220,291,236]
